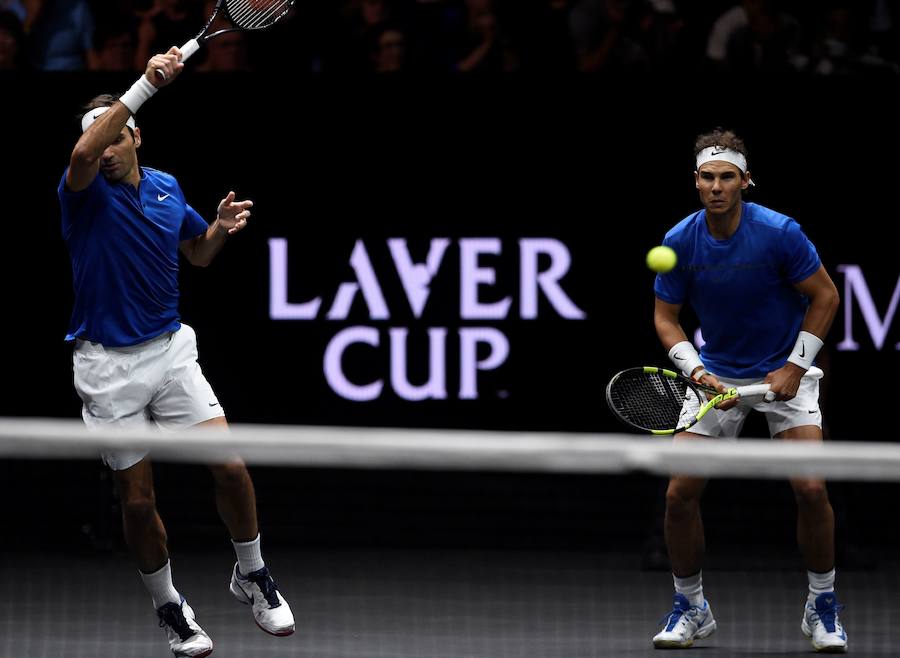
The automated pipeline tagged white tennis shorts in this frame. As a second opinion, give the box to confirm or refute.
[73,323,224,470]
[687,366,824,438]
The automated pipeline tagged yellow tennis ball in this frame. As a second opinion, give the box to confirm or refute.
[646,245,677,273]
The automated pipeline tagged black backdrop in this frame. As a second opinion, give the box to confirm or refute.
[1,73,897,557]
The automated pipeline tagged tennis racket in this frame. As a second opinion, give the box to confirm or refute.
[605,367,772,435]
[155,0,295,79]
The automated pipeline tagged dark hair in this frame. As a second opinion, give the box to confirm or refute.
[694,127,748,160]
[82,93,121,114]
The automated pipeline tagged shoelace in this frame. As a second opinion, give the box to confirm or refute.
[248,569,282,608]
[658,605,699,630]
[656,608,697,628]
[810,601,846,633]
[157,602,193,642]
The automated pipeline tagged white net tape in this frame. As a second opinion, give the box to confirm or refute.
[1,417,899,480]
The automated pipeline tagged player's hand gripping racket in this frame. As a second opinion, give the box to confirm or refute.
[605,367,772,435]
[155,0,295,80]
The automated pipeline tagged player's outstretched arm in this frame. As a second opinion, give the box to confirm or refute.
[181,191,253,267]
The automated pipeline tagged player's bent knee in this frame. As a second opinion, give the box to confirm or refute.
[121,496,159,524]
[665,484,702,516]
[209,460,250,488]
[791,480,829,507]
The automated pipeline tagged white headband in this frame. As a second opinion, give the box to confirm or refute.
[695,146,755,186]
[81,105,136,133]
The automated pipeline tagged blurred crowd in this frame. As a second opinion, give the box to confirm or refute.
[1,0,898,75]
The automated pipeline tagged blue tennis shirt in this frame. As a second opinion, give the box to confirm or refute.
[654,202,821,378]
[59,166,209,347]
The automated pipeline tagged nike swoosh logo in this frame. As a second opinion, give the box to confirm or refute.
[673,353,685,360]
[208,402,219,407]
[799,341,806,358]
[808,409,817,414]
[711,149,728,156]
[158,193,170,201]
[93,112,103,120]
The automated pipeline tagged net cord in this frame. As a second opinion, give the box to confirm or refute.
[1,418,899,481]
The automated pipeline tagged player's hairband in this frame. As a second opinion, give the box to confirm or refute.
[695,146,756,186]
[81,106,136,133]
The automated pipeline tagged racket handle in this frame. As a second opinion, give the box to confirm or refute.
[154,39,201,80]
[735,384,772,399]
[179,39,201,62]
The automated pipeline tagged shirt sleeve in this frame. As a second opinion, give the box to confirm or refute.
[653,237,688,304]
[58,168,104,239]
[782,220,821,283]
[180,202,209,241]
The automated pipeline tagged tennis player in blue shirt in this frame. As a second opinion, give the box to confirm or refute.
[60,47,293,657]
[651,128,846,652]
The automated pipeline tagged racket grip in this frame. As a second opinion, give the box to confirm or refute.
[735,384,772,399]
[179,39,201,62]
[154,39,201,80]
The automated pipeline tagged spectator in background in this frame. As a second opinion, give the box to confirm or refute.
[513,0,579,73]
[134,0,203,73]
[801,2,899,76]
[0,9,25,69]
[371,23,406,73]
[629,0,688,72]
[806,3,859,75]
[455,0,517,73]
[88,18,138,72]
[0,0,25,22]
[570,0,649,72]
[27,0,95,70]
[331,0,400,73]
[196,30,251,71]
[405,0,459,73]
[866,0,896,64]
[705,0,802,73]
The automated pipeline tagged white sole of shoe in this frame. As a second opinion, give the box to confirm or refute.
[174,647,213,658]
[653,621,716,649]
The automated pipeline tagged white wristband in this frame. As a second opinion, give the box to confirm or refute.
[119,75,157,114]
[668,340,704,378]
[786,330,823,370]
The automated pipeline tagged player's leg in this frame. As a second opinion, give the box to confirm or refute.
[199,416,259,540]
[75,335,214,656]
[776,426,846,652]
[654,449,717,649]
[151,324,295,636]
[768,368,847,653]
[112,458,168,572]
[653,392,749,649]
[195,415,295,636]
[665,469,708,580]
[113,457,214,656]
[778,426,835,575]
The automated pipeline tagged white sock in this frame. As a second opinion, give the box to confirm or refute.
[140,560,181,609]
[233,533,265,575]
[674,571,705,608]
[807,568,836,602]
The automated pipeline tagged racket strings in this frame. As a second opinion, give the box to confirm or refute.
[227,0,292,29]
[609,372,701,431]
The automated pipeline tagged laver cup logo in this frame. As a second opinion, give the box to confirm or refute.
[269,238,586,401]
